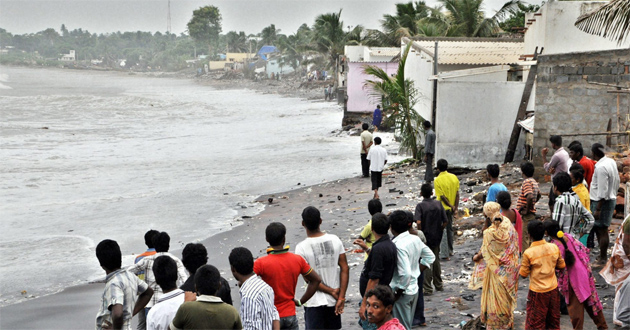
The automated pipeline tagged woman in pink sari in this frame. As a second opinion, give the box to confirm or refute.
[544,220,608,329]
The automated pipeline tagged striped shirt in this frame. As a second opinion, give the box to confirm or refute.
[127,252,188,308]
[517,178,539,214]
[96,269,149,330]
[239,275,279,330]
[552,191,595,237]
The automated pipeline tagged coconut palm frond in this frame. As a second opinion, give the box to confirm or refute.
[575,0,630,45]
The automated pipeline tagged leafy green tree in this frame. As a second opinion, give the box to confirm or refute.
[260,24,281,46]
[378,2,430,45]
[225,31,249,52]
[187,6,222,56]
[311,10,347,68]
[364,43,424,160]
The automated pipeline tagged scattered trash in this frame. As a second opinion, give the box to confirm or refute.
[268,198,273,204]
[337,195,342,200]
[386,203,396,207]
[319,193,323,197]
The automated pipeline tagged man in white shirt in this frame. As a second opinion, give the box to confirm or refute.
[388,210,435,330]
[146,256,185,330]
[366,137,388,199]
[589,143,620,263]
[228,247,280,330]
[360,123,373,178]
[296,206,349,330]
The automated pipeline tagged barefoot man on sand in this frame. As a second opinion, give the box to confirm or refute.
[366,137,387,200]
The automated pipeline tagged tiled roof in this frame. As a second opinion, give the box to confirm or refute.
[412,40,524,65]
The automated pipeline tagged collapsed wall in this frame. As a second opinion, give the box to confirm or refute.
[533,49,630,167]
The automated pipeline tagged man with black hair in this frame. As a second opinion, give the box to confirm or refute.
[254,222,321,330]
[486,164,508,203]
[551,172,594,239]
[367,136,388,199]
[354,199,383,260]
[414,183,447,295]
[423,121,436,183]
[590,142,620,263]
[360,123,373,178]
[128,231,188,329]
[568,141,595,188]
[388,210,435,329]
[388,210,434,330]
[517,161,540,250]
[434,159,459,260]
[296,206,349,329]
[542,135,571,208]
[520,220,566,330]
[135,230,160,280]
[180,243,232,304]
[95,239,154,330]
[146,256,184,330]
[170,265,242,329]
[358,213,397,329]
[229,247,279,330]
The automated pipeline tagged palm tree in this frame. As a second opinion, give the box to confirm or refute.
[422,0,521,37]
[260,24,281,46]
[575,0,630,45]
[312,10,347,68]
[364,43,424,160]
[381,2,430,45]
[225,31,248,52]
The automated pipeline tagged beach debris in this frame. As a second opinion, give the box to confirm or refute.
[297,182,301,185]
[268,198,273,204]
[461,293,476,301]
[347,262,360,267]
[280,196,288,199]
[386,203,396,207]
[337,195,342,200]
[329,201,335,203]
[319,193,323,197]
[242,216,252,219]
[40,127,49,129]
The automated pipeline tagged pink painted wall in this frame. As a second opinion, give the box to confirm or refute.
[347,62,398,113]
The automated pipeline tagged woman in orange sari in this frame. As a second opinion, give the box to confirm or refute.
[469,202,520,329]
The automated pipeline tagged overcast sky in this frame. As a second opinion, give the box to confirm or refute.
[1,0,543,36]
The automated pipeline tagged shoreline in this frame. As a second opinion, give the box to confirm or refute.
[2,161,620,329]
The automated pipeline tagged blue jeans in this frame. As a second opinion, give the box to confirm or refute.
[280,315,299,330]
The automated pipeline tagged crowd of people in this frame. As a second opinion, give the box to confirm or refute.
[93,129,629,330]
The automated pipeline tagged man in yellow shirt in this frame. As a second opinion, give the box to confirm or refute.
[520,220,566,330]
[570,163,590,210]
[434,159,459,260]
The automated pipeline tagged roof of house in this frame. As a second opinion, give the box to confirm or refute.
[256,45,279,61]
[411,38,524,65]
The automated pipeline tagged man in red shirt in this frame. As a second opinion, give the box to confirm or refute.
[568,141,595,189]
[254,222,321,330]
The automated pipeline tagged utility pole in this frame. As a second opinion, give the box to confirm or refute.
[431,41,438,130]
[167,0,171,33]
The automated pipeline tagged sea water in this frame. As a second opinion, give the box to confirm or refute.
[0,66,400,306]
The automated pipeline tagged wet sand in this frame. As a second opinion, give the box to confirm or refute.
[0,162,620,329]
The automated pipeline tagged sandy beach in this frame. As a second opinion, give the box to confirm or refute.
[1,160,622,329]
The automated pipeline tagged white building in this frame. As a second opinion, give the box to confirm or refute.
[59,50,76,62]
[402,37,526,166]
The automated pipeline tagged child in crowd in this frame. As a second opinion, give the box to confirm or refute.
[496,191,523,253]
[570,163,590,210]
[544,221,608,330]
[520,220,566,330]
[354,199,383,260]
[517,161,540,250]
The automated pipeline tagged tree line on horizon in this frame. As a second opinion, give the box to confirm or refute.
[0,0,539,71]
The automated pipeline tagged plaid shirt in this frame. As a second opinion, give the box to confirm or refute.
[96,269,149,330]
[127,252,188,308]
[552,191,594,237]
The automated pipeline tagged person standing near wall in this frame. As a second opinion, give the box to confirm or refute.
[434,159,460,261]
[372,105,382,131]
[589,143,620,264]
[360,124,373,178]
[542,135,571,209]
[423,121,436,184]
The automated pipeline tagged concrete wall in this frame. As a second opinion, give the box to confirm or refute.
[524,1,630,56]
[533,49,630,165]
[435,81,526,167]
[266,59,296,78]
[344,45,366,62]
[403,43,434,122]
[347,62,398,113]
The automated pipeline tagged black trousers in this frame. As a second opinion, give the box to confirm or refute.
[361,154,370,177]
